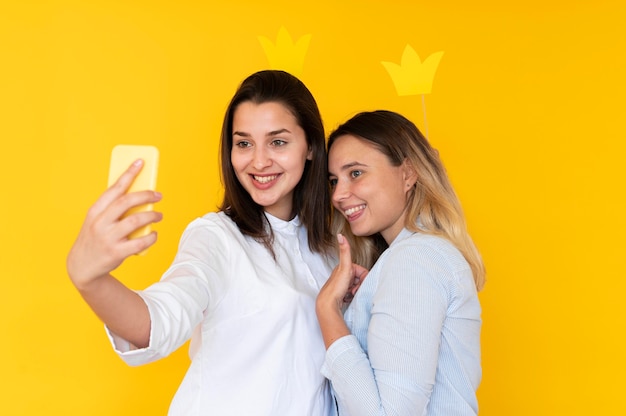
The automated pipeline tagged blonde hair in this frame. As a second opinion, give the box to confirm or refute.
[328,110,485,291]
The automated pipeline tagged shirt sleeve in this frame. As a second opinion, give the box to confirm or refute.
[323,242,451,415]
[105,216,230,366]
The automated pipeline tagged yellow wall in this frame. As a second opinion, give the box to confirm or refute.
[2,0,624,414]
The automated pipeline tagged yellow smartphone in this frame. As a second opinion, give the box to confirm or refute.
[108,145,159,240]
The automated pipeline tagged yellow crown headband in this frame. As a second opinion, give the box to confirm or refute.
[382,45,444,138]
[258,28,444,138]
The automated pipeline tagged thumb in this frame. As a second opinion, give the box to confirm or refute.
[337,233,353,270]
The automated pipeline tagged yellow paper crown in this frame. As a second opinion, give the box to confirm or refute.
[381,45,444,96]
[258,27,312,77]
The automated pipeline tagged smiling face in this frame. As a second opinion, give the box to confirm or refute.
[328,134,416,244]
[231,101,312,220]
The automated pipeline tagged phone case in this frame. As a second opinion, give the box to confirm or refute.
[108,145,159,241]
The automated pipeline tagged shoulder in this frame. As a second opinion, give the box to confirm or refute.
[177,211,247,253]
[374,233,471,299]
[189,211,233,228]
[387,233,469,275]
[372,233,478,313]
[184,211,241,236]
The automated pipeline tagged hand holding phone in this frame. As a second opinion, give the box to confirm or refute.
[108,145,159,240]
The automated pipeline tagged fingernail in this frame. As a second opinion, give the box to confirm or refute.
[154,191,162,199]
[337,233,345,244]
[133,159,143,166]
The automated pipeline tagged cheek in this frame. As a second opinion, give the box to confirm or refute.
[384,174,408,198]
[230,152,247,172]
[279,152,307,173]
[369,185,401,208]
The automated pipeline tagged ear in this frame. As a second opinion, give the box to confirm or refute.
[401,160,418,190]
[306,147,313,161]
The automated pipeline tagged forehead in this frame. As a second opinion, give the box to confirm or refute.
[328,134,387,169]
[233,101,297,128]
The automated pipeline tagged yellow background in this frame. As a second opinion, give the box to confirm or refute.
[2,0,624,414]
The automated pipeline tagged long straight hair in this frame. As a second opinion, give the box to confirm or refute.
[328,110,485,290]
[219,70,333,255]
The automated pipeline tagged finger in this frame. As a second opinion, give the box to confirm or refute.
[337,233,353,271]
[115,206,163,239]
[90,159,145,217]
[103,189,162,231]
[119,230,159,256]
[115,209,163,242]
[353,264,368,281]
[348,267,368,296]
[350,275,364,296]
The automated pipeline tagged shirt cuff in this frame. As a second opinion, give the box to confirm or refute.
[321,334,362,378]
[103,292,162,367]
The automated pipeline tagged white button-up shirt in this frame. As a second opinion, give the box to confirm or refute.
[107,211,336,416]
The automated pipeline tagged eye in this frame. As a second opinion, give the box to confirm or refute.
[350,170,362,179]
[329,178,338,188]
[234,140,251,148]
[271,139,287,147]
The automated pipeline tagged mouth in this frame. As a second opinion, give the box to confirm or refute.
[252,174,279,184]
[343,204,366,217]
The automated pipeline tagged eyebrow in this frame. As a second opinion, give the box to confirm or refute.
[233,128,291,138]
[340,161,367,170]
[329,161,367,176]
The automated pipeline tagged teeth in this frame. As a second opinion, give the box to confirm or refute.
[344,205,365,216]
[254,175,277,184]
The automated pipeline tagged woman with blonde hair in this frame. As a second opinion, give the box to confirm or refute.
[317,110,485,415]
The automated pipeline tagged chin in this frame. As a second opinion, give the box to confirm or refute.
[349,226,370,238]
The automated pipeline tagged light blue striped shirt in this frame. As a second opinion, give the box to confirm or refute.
[321,228,482,415]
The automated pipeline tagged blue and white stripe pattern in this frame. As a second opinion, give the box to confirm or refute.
[322,228,482,415]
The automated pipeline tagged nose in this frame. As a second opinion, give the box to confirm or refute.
[252,146,272,170]
[332,179,350,204]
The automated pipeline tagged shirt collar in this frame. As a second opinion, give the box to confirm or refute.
[389,227,413,247]
[265,212,301,234]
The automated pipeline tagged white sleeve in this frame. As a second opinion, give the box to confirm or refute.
[106,216,232,366]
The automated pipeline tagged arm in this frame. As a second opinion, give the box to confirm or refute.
[325,243,448,415]
[66,159,163,348]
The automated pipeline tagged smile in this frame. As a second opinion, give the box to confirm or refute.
[253,174,278,184]
[344,205,366,216]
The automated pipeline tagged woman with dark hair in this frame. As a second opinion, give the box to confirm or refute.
[317,110,485,415]
[67,70,337,415]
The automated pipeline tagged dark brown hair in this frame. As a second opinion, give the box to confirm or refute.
[219,70,333,254]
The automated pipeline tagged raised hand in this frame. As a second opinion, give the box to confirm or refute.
[65,159,160,347]
[67,159,162,289]
[316,234,368,349]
